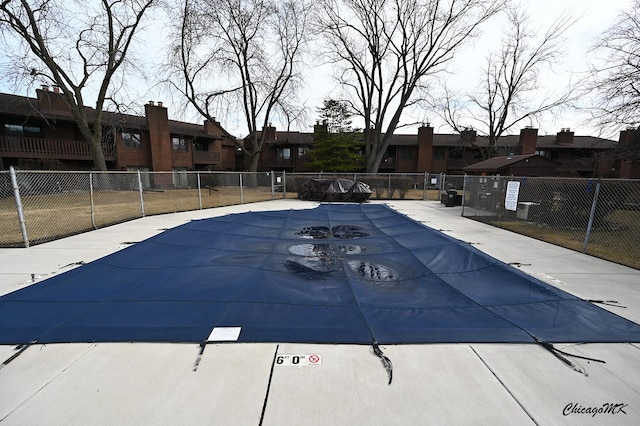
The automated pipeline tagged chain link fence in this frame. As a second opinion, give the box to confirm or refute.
[285,172,446,201]
[0,169,284,248]
[3,169,638,270]
[462,176,640,269]
[1,170,454,247]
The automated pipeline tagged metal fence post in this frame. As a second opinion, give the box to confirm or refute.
[89,171,97,229]
[270,171,275,200]
[423,172,428,200]
[9,166,29,248]
[137,170,145,217]
[197,172,203,210]
[239,173,244,204]
[283,170,287,199]
[582,182,601,253]
[461,174,467,216]
[497,177,508,220]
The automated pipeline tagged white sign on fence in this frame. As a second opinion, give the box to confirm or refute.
[505,181,520,211]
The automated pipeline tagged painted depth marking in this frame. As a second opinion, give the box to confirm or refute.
[275,354,322,367]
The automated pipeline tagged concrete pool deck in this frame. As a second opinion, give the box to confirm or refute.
[1,199,639,425]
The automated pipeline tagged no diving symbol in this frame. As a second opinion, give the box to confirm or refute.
[275,353,322,366]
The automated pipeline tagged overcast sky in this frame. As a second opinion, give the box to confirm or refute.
[420,0,633,138]
[188,0,634,139]
[295,0,634,140]
[0,0,634,140]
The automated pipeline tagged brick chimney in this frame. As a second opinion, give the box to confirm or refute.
[263,123,277,142]
[460,127,476,145]
[314,120,328,136]
[618,128,640,178]
[417,123,434,172]
[556,128,574,145]
[202,118,223,160]
[144,101,172,174]
[36,86,71,112]
[618,128,639,150]
[519,126,538,154]
[204,118,222,137]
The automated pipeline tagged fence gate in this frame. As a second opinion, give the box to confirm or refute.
[271,171,287,199]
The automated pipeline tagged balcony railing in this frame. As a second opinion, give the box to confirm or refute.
[0,136,115,160]
[193,150,220,165]
[268,157,295,169]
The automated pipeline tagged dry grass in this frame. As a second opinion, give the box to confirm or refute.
[0,186,439,247]
[0,186,277,246]
[492,210,640,270]
[369,188,440,201]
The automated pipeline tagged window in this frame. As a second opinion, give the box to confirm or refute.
[4,124,41,137]
[433,147,447,160]
[297,147,309,157]
[449,148,463,159]
[193,141,208,151]
[172,136,188,152]
[382,147,395,164]
[400,147,415,160]
[277,147,291,160]
[535,149,546,157]
[122,132,142,148]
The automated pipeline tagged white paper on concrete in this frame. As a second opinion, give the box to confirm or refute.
[207,327,242,342]
[505,181,520,211]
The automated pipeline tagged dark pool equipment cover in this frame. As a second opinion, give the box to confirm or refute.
[298,178,372,202]
[1,204,639,346]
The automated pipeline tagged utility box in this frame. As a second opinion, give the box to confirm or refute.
[517,202,540,220]
[445,190,457,207]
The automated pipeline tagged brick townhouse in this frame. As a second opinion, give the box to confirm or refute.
[2,88,638,178]
[246,123,638,178]
[0,87,238,175]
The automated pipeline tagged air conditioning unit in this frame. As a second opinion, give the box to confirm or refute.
[517,202,540,220]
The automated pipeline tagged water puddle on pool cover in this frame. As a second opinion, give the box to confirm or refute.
[295,225,369,240]
[287,225,399,287]
[296,226,331,239]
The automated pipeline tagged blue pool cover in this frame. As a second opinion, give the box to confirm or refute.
[1,203,640,345]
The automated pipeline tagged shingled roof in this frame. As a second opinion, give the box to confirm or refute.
[463,154,558,172]
[0,91,236,142]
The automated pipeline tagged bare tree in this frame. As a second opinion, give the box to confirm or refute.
[315,0,503,173]
[0,0,158,170]
[168,0,309,173]
[437,7,575,159]
[587,0,640,156]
